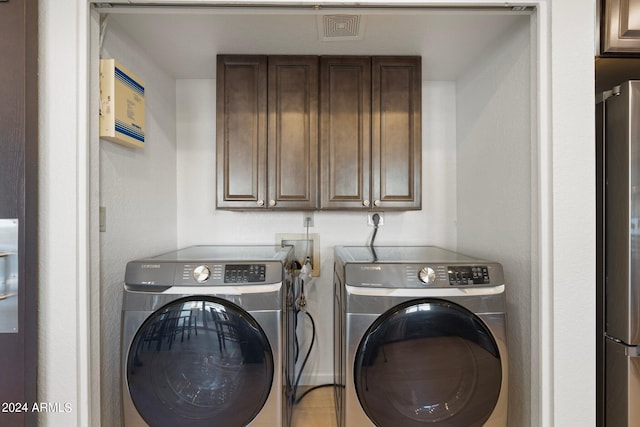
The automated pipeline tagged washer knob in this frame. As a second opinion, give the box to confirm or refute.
[418,267,436,284]
[193,265,211,283]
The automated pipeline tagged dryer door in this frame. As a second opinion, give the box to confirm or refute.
[125,296,274,427]
[354,298,502,427]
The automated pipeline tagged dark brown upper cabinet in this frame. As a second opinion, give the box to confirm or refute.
[217,54,421,211]
[371,56,422,210]
[320,56,372,209]
[216,55,318,210]
[267,56,319,209]
[216,55,268,209]
[602,0,640,54]
[321,56,421,210]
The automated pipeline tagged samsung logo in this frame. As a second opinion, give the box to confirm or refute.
[141,264,161,269]
[360,266,382,271]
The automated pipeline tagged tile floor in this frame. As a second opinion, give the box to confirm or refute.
[291,386,337,427]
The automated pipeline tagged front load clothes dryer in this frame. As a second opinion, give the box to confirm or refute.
[121,245,294,427]
[333,246,508,427]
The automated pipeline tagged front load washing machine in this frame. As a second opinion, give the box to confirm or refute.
[333,246,508,427]
[121,245,295,427]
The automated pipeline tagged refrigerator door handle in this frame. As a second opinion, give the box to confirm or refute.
[606,334,640,356]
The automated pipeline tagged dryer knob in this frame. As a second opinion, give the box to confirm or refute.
[418,267,436,284]
[193,265,211,283]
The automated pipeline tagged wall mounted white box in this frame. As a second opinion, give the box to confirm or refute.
[99,59,145,148]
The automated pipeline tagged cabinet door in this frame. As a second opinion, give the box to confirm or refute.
[603,0,640,53]
[267,56,319,209]
[320,56,371,209]
[216,55,268,209]
[371,56,422,210]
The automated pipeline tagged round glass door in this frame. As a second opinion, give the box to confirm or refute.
[355,298,502,427]
[126,296,274,427]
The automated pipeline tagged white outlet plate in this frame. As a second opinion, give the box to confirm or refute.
[99,206,107,232]
[367,211,384,226]
[303,211,314,227]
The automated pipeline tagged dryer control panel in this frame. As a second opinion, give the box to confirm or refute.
[417,264,491,286]
[447,266,490,286]
[343,262,503,288]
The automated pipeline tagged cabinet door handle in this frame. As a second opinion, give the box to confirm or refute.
[269,199,277,207]
[374,200,381,207]
[257,200,265,207]
[363,200,370,207]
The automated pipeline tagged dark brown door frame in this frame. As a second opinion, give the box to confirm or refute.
[0,0,38,426]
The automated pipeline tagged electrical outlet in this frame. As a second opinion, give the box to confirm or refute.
[303,211,314,227]
[367,211,384,226]
[99,206,107,232]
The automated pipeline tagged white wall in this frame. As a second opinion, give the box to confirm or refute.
[38,1,88,424]
[98,20,179,427]
[176,78,458,383]
[549,0,596,425]
[456,16,532,427]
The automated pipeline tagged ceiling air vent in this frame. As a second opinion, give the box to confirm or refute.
[317,15,366,42]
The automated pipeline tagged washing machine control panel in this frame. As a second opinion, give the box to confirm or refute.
[177,263,275,285]
[223,264,267,283]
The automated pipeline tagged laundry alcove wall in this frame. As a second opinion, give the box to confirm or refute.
[97,5,535,427]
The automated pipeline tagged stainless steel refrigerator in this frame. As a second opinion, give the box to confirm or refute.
[603,80,640,426]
